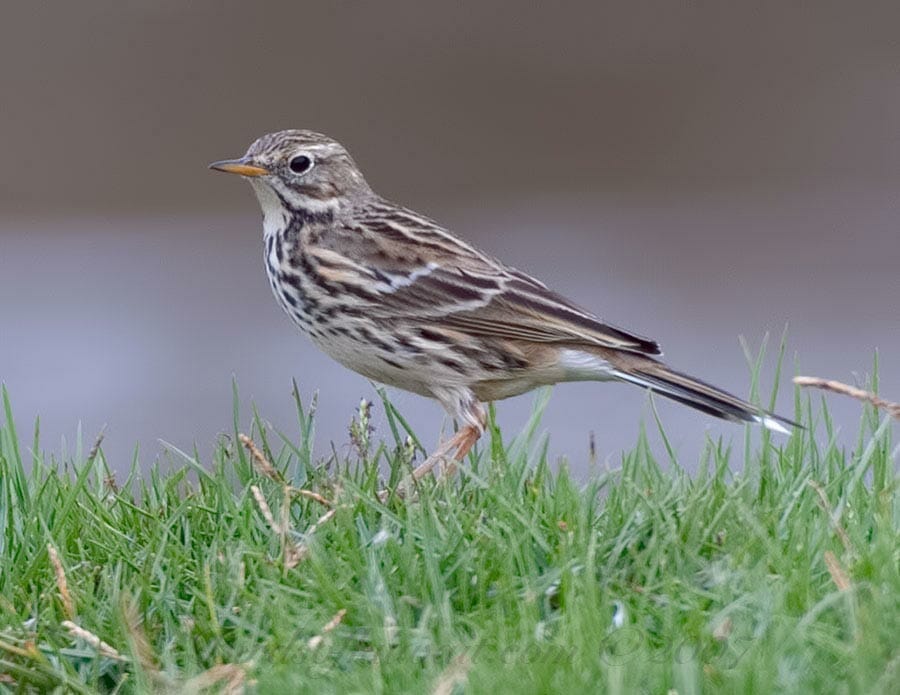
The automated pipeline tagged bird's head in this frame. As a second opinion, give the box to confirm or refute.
[210,130,372,216]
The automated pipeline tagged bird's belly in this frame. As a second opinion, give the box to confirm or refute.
[470,377,544,402]
[309,330,436,397]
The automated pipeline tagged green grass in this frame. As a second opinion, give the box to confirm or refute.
[0,369,897,694]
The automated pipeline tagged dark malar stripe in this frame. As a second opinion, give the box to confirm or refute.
[271,186,336,226]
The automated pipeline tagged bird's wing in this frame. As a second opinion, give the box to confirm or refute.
[441,273,661,355]
[313,204,661,356]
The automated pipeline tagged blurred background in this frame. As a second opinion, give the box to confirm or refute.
[2,2,898,474]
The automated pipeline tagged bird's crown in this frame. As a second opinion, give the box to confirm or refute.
[246,129,349,160]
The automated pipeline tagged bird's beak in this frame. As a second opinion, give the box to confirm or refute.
[208,157,270,177]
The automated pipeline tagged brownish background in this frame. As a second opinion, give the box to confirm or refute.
[2,2,898,472]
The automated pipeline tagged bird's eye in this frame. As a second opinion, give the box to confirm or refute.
[288,154,313,174]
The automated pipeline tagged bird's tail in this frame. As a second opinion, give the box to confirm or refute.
[613,362,797,434]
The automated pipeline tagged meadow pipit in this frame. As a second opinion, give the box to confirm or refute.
[210,130,793,482]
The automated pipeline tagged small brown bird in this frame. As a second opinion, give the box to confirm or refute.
[210,130,792,480]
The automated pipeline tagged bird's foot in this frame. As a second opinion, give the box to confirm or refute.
[377,424,480,502]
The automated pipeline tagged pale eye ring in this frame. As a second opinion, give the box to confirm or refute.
[288,154,314,175]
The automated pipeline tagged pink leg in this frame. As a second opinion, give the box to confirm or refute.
[382,402,487,500]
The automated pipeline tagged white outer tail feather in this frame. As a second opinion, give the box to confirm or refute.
[758,415,791,435]
[608,367,792,434]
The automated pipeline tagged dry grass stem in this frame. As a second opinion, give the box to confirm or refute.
[794,376,900,420]
[61,621,126,661]
[307,608,347,649]
[121,595,160,677]
[238,433,286,483]
[280,485,291,546]
[250,484,305,566]
[289,507,341,566]
[47,544,74,620]
[305,507,337,536]
[283,542,308,568]
[291,488,333,507]
[288,501,348,566]
[183,662,249,694]
[0,638,40,660]
[824,550,851,592]
[808,480,853,554]
[250,485,283,535]
[431,653,472,695]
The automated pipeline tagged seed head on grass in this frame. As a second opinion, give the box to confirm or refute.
[47,544,74,620]
[823,551,851,592]
[306,608,347,650]
[61,621,125,661]
[239,433,285,484]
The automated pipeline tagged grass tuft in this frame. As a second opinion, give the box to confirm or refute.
[0,364,897,693]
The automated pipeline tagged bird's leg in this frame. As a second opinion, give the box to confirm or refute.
[431,398,486,482]
[381,398,486,501]
[436,416,485,482]
[385,426,476,499]
[376,435,460,502]
[411,426,472,481]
